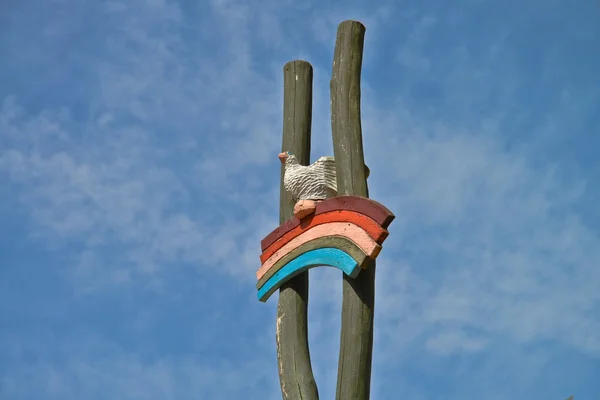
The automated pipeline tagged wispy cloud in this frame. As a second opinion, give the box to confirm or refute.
[0,329,280,400]
[1,0,598,398]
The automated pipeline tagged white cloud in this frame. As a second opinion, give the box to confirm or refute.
[358,102,600,357]
[1,0,598,398]
[0,330,280,400]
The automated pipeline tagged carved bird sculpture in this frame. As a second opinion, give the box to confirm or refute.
[278,151,370,219]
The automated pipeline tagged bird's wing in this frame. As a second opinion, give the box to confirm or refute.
[314,156,337,193]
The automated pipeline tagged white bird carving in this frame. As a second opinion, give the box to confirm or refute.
[278,151,369,219]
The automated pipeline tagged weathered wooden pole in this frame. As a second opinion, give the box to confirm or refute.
[330,20,374,399]
[276,60,320,400]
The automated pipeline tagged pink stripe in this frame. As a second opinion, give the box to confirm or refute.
[256,222,379,280]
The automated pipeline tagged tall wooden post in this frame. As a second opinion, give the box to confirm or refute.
[330,21,374,400]
[276,60,320,400]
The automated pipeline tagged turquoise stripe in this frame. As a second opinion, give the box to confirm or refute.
[257,248,361,302]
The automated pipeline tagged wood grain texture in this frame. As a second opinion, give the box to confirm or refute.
[261,195,394,252]
[260,210,388,264]
[257,235,373,290]
[330,20,375,400]
[257,222,381,280]
[258,248,360,302]
[276,60,319,400]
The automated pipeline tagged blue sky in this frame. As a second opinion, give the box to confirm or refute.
[1,0,599,399]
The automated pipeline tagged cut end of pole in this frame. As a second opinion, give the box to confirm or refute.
[338,20,366,30]
[284,60,312,69]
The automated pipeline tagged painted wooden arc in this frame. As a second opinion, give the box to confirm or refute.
[256,222,380,281]
[258,248,359,302]
[260,196,395,252]
[260,210,388,264]
[257,235,374,289]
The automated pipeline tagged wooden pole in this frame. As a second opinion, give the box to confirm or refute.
[276,60,320,400]
[330,20,374,400]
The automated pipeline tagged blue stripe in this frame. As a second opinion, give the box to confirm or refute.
[257,248,361,302]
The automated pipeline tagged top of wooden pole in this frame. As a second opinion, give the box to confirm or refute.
[330,20,368,198]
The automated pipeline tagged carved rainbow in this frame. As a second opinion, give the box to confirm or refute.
[257,196,395,302]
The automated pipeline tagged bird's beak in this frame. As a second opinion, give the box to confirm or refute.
[278,152,287,163]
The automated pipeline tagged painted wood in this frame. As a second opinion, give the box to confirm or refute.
[256,222,380,281]
[330,20,373,400]
[260,209,388,264]
[261,195,394,252]
[280,153,338,201]
[293,199,318,220]
[276,60,319,400]
[258,248,360,302]
[281,153,371,205]
[317,196,394,228]
[257,235,373,290]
